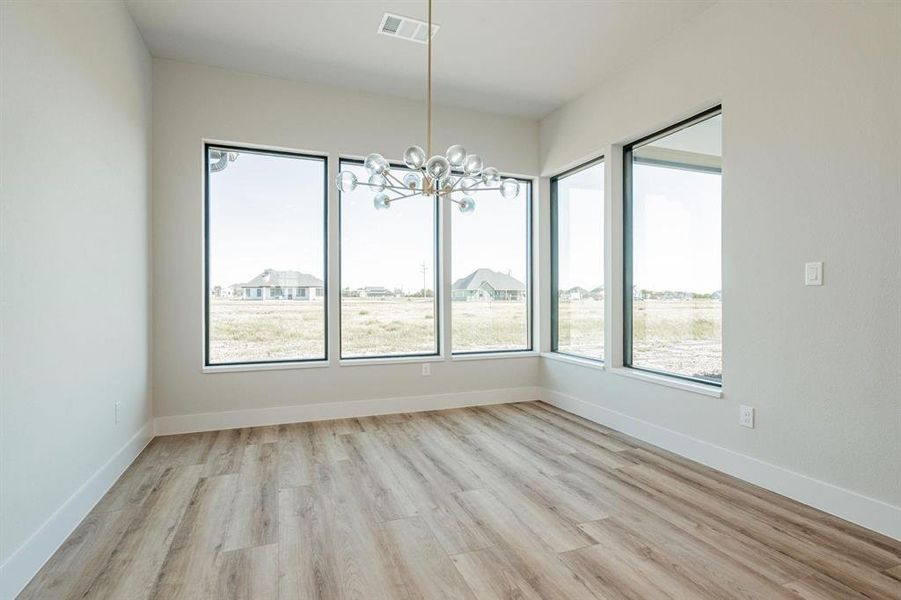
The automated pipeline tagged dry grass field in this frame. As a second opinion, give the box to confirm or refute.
[208,298,721,379]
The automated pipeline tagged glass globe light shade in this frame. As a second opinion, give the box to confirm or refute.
[402,172,420,189]
[500,178,520,200]
[460,176,479,191]
[426,155,450,180]
[336,171,358,193]
[445,145,467,168]
[458,197,476,214]
[368,173,387,192]
[404,146,426,170]
[373,193,391,210]
[364,153,384,173]
[481,167,500,185]
[463,154,483,176]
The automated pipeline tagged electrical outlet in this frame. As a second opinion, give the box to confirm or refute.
[115,401,121,424]
[421,363,431,376]
[739,405,755,428]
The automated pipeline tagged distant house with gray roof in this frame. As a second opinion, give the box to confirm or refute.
[241,269,324,300]
[452,268,526,302]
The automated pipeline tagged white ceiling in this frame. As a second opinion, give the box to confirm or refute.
[126,0,715,119]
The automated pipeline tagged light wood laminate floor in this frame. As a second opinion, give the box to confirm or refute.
[20,402,901,599]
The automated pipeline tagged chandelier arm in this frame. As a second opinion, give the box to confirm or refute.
[384,171,409,189]
[387,190,423,202]
[356,181,410,192]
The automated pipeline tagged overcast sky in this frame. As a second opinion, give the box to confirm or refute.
[209,147,720,294]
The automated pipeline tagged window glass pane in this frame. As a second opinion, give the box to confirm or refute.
[553,162,604,360]
[629,112,722,382]
[452,180,530,353]
[206,147,326,364]
[340,161,438,358]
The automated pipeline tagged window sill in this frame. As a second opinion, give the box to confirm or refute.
[541,352,606,370]
[339,355,444,367]
[203,360,330,374]
[609,367,723,398]
[452,351,538,361]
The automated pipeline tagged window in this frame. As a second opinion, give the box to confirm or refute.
[452,178,532,353]
[339,159,439,358]
[551,159,605,360]
[624,108,722,384]
[205,145,327,366]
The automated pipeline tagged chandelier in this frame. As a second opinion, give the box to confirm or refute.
[334,0,520,213]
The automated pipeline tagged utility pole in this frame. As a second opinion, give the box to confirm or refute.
[420,262,428,298]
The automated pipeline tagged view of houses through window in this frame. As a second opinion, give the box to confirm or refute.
[339,160,439,358]
[552,160,605,360]
[452,179,531,353]
[626,109,722,383]
[205,146,327,365]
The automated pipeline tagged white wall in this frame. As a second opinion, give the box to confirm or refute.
[0,1,153,595]
[152,60,541,424]
[539,0,901,529]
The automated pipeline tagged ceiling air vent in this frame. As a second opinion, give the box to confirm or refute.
[378,12,439,44]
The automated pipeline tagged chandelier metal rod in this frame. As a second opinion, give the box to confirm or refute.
[386,190,422,203]
[384,170,409,189]
[426,0,432,158]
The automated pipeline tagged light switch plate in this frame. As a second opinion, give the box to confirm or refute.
[805,262,823,286]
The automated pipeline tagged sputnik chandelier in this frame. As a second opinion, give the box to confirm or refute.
[335,0,520,213]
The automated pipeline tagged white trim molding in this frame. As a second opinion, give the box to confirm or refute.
[0,422,154,600]
[154,386,541,436]
[540,388,901,541]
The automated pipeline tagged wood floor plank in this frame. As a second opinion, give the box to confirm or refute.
[623,447,901,569]
[77,465,204,599]
[21,402,901,600]
[555,466,815,585]
[623,463,901,599]
[216,543,278,600]
[366,425,494,555]
[340,431,419,522]
[451,546,545,600]
[277,471,340,600]
[149,473,239,599]
[277,422,315,488]
[379,517,477,599]
[454,488,600,600]
[200,428,249,478]
[223,442,279,551]
[16,508,137,600]
[782,572,872,599]
[577,516,797,599]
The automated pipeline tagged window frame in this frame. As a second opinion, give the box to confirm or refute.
[550,156,605,363]
[451,175,534,356]
[337,157,441,360]
[622,106,723,387]
[203,142,329,368]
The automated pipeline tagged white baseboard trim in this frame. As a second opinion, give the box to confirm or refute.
[154,386,542,436]
[0,421,154,600]
[540,387,901,541]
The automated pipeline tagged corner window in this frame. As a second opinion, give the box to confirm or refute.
[204,145,327,366]
[551,159,605,361]
[624,108,722,384]
[452,178,532,353]
[338,159,439,358]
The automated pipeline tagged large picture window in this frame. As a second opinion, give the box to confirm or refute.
[624,108,722,384]
[205,145,327,366]
[551,160,605,360]
[452,178,531,354]
[339,159,439,358]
